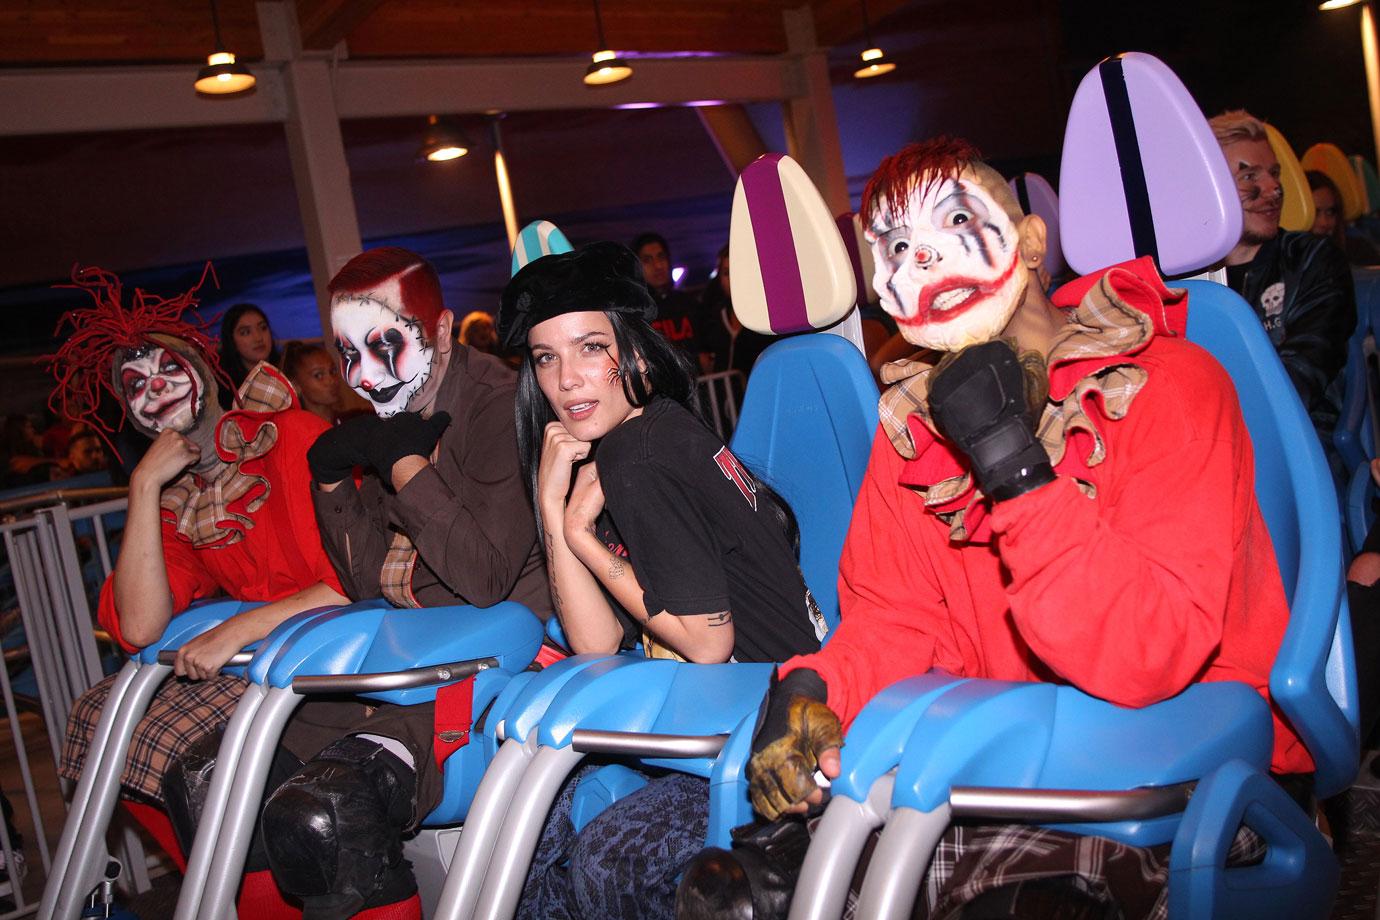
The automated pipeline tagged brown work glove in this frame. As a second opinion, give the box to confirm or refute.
[746,668,843,821]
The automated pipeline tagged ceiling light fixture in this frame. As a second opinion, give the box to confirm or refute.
[583,0,633,86]
[419,115,471,163]
[194,0,256,95]
[853,0,896,79]
[1320,0,1365,10]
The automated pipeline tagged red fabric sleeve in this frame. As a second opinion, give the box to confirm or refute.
[990,382,1240,708]
[268,411,344,597]
[779,426,949,728]
[97,518,219,654]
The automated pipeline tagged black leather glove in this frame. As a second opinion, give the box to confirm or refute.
[362,411,452,480]
[745,668,842,821]
[306,414,383,484]
[927,339,1055,502]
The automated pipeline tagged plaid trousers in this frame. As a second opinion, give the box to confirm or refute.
[60,671,246,804]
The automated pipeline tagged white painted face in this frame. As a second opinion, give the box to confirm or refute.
[868,173,1029,352]
[330,277,436,418]
[119,346,204,434]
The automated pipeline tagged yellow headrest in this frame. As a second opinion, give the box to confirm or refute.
[1302,142,1366,221]
[1264,124,1315,233]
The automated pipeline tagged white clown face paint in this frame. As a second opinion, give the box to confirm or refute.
[119,346,204,434]
[330,277,436,418]
[867,173,1029,352]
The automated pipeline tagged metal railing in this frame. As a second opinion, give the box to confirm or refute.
[0,485,137,915]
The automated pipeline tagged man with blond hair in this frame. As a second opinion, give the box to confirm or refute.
[1211,109,1354,446]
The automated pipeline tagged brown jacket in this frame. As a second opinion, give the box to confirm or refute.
[312,345,552,617]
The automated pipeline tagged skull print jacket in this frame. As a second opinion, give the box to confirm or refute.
[1225,230,1356,435]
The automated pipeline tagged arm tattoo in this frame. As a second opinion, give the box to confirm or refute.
[707,610,732,627]
[547,564,563,615]
[608,554,626,579]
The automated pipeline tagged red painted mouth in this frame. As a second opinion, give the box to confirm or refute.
[898,249,1021,328]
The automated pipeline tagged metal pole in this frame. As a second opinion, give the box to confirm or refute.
[1364,2,1380,169]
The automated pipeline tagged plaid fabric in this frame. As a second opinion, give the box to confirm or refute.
[380,530,423,609]
[876,271,1165,542]
[838,820,1265,920]
[159,362,294,549]
[378,439,444,609]
[59,671,246,804]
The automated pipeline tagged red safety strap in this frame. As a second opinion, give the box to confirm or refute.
[433,675,475,772]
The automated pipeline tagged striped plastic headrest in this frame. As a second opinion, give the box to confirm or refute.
[730,154,857,335]
[1059,52,1240,276]
[510,220,574,277]
[1351,155,1380,215]
[1303,143,1366,221]
[1007,172,1066,279]
[835,212,877,309]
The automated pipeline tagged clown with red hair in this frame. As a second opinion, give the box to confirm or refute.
[680,139,1303,919]
[163,247,551,919]
[50,264,349,905]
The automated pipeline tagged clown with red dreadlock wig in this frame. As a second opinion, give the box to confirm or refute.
[678,138,1303,919]
[51,264,347,893]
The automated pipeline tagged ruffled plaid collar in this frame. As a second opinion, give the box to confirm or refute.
[159,362,296,548]
[875,257,1187,542]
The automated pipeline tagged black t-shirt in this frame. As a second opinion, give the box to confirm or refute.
[650,289,713,362]
[593,397,823,663]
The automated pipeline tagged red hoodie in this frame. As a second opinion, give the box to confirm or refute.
[782,260,1310,775]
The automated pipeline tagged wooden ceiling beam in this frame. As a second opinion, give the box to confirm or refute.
[296,0,385,50]
[0,54,796,136]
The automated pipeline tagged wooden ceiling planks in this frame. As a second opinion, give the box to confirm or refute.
[0,0,263,64]
[0,0,923,66]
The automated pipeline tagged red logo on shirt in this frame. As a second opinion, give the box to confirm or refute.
[714,447,758,511]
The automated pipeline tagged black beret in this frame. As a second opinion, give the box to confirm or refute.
[498,241,658,349]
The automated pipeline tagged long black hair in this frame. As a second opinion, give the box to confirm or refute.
[217,303,280,391]
[515,310,802,556]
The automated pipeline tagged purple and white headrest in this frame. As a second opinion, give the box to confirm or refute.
[1007,173,1066,280]
[836,212,878,309]
[729,154,857,335]
[1059,52,1240,276]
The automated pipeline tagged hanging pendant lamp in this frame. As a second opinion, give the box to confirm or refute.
[853,0,896,79]
[583,0,632,86]
[195,0,256,95]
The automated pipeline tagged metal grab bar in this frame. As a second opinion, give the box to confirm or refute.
[291,655,499,694]
[155,651,254,667]
[569,729,728,758]
[949,781,1196,823]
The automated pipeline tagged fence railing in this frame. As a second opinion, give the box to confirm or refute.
[0,486,143,915]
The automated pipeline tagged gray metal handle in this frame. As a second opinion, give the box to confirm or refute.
[291,655,499,693]
[569,729,728,758]
[949,781,1195,822]
[155,650,254,667]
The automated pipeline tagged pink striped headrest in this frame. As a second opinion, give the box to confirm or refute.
[729,154,857,335]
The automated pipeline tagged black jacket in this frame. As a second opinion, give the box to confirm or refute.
[1226,231,1355,431]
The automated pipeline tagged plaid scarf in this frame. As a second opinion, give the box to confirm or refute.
[378,440,443,609]
[159,362,291,549]
[877,263,1182,542]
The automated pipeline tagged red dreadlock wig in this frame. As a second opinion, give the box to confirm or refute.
[46,263,234,447]
[862,136,1026,231]
[328,247,446,341]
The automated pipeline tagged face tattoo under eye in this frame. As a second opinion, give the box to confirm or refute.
[330,293,435,418]
[869,174,1028,353]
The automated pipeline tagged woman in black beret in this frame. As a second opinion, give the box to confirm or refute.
[499,241,824,919]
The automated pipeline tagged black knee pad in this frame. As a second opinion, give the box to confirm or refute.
[163,726,225,859]
[261,736,418,917]
[163,725,303,871]
[676,818,810,920]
